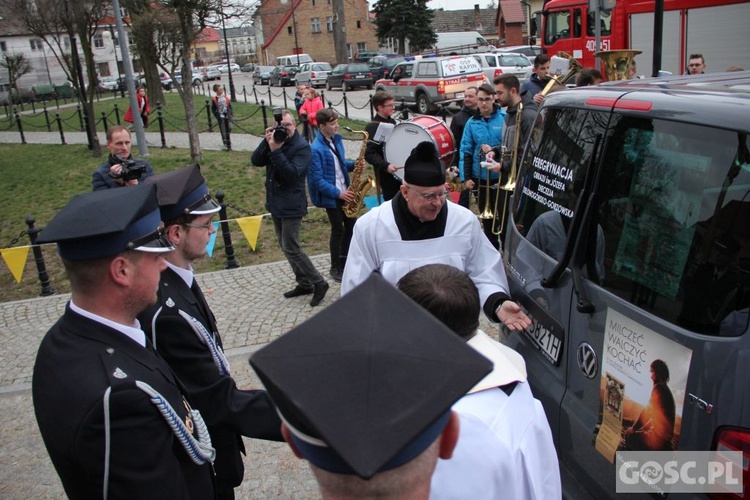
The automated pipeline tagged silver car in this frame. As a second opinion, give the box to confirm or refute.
[295,62,332,88]
[472,52,533,83]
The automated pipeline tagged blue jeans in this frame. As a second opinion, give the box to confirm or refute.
[273,216,325,288]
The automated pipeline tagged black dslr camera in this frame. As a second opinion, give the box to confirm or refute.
[111,158,147,181]
[272,107,289,143]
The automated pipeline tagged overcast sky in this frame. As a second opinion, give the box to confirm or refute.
[366,0,491,11]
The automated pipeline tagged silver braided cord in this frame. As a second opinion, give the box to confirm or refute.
[103,387,112,500]
[135,381,216,465]
[178,310,231,376]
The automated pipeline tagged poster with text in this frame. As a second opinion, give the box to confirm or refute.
[594,309,693,463]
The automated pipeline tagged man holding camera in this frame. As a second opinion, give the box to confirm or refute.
[251,109,329,306]
[92,125,155,191]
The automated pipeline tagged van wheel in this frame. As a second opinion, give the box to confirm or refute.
[416,93,435,115]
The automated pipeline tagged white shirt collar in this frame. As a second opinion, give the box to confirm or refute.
[166,260,195,288]
[69,300,147,348]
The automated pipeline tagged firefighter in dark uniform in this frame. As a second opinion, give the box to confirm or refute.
[32,184,216,498]
[139,165,283,499]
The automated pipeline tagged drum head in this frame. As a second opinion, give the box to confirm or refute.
[384,122,434,169]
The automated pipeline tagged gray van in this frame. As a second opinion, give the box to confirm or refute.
[502,71,750,498]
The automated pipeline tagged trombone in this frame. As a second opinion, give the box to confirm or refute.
[490,102,523,235]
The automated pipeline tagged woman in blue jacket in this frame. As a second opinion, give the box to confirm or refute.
[307,108,356,282]
[459,83,506,249]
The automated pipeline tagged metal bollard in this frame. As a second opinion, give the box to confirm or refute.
[25,216,55,296]
[44,106,51,131]
[215,191,240,269]
[114,104,121,124]
[101,111,108,134]
[283,90,288,109]
[343,90,349,119]
[369,94,374,120]
[242,85,247,103]
[261,100,268,129]
[157,103,166,148]
[206,100,213,132]
[56,113,66,145]
[15,113,26,144]
[253,86,259,105]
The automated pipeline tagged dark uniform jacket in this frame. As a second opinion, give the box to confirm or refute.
[251,131,311,218]
[365,114,401,201]
[33,305,215,499]
[139,267,283,493]
[449,105,475,167]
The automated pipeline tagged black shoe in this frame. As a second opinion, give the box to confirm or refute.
[330,267,343,283]
[284,285,314,298]
[310,281,330,307]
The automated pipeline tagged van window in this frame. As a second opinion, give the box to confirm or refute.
[417,61,439,77]
[514,107,750,336]
[595,116,749,336]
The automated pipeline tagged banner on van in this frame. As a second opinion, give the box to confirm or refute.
[594,308,693,463]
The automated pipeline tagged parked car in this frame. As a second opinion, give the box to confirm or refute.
[495,44,542,61]
[374,55,486,114]
[0,87,34,105]
[268,65,299,87]
[472,52,533,83]
[203,66,221,81]
[354,50,380,62]
[503,71,750,499]
[216,63,240,73]
[326,63,373,91]
[99,77,120,91]
[174,71,206,86]
[368,55,405,81]
[295,62,333,88]
[241,63,255,72]
[252,65,275,85]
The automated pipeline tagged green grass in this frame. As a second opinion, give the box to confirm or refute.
[0,142,371,302]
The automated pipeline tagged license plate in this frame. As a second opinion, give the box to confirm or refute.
[356,74,364,78]
[455,92,465,99]
[522,317,563,365]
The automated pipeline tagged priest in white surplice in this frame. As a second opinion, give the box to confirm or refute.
[398,264,561,500]
[342,141,531,330]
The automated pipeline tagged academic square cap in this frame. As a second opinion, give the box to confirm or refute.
[249,272,492,479]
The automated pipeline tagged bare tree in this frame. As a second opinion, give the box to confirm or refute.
[0,0,107,156]
[0,53,32,97]
[120,0,166,108]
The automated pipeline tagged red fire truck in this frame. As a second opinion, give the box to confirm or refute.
[539,0,749,76]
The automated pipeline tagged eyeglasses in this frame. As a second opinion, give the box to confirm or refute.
[183,220,215,230]
[405,185,449,201]
[281,122,295,128]
[477,97,495,103]
[688,63,702,67]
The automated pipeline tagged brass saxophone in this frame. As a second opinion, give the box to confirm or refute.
[342,127,375,218]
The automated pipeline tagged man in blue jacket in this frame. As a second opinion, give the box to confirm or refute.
[459,83,506,249]
[307,108,356,283]
[252,110,329,306]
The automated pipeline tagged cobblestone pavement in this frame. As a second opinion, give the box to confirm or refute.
[0,256,341,499]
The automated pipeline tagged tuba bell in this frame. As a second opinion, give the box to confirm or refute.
[596,50,642,81]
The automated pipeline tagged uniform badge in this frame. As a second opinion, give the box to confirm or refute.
[113,367,128,379]
[166,297,175,308]
[183,399,194,434]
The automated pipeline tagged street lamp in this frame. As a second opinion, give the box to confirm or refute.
[103,28,125,98]
[280,0,300,66]
[221,10,237,102]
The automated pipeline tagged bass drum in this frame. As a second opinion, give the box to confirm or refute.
[384,116,455,176]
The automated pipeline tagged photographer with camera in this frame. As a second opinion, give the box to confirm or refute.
[251,108,329,307]
[92,125,154,191]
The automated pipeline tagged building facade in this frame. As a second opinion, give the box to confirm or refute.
[253,0,378,65]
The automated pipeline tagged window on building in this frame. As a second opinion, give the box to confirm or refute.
[311,17,321,33]
[326,16,333,32]
[30,39,44,51]
[346,43,352,60]
[312,0,316,5]
[98,62,111,77]
[64,36,70,50]
[357,42,366,54]
[94,33,104,48]
[356,20,361,28]
[288,26,293,35]
[0,41,6,53]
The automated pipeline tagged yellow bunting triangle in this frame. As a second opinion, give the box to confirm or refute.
[1,246,30,283]
[236,216,263,251]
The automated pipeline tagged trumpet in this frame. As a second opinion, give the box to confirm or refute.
[540,52,583,97]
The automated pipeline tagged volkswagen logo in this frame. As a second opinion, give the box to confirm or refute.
[577,342,598,379]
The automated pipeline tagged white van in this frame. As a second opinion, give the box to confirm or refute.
[434,31,493,54]
[276,54,313,66]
